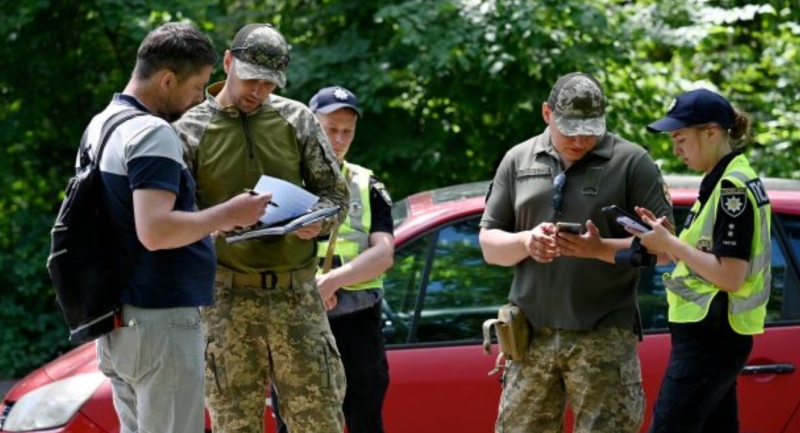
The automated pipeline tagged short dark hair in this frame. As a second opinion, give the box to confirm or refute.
[133,22,217,81]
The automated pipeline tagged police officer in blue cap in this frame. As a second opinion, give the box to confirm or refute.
[629,88,771,433]
[271,86,394,433]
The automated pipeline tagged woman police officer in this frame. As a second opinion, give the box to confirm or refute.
[627,88,771,433]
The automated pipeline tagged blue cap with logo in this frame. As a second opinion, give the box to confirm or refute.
[309,86,362,117]
[647,88,735,133]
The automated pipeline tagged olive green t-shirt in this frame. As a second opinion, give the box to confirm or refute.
[480,128,673,330]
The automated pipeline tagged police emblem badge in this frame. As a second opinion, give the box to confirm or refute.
[721,187,747,218]
[333,87,350,100]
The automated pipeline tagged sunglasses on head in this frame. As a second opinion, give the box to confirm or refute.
[552,172,566,215]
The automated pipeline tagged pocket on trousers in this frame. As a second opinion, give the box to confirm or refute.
[205,338,226,395]
[110,325,141,382]
[620,357,642,386]
[321,332,345,397]
[168,312,201,330]
[168,312,203,373]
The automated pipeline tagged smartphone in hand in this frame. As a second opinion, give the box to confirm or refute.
[556,222,583,234]
[602,205,651,232]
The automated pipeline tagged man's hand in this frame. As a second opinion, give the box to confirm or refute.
[520,222,558,263]
[220,192,273,231]
[323,295,338,311]
[294,220,323,239]
[557,220,604,259]
[316,272,340,311]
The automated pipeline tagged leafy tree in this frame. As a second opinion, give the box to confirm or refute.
[0,0,797,378]
[0,0,206,377]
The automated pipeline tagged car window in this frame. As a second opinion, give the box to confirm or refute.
[385,208,800,344]
[415,218,510,344]
[769,213,800,323]
[382,230,434,345]
[783,214,800,259]
[383,217,511,345]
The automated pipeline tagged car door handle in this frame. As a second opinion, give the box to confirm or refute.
[740,363,795,375]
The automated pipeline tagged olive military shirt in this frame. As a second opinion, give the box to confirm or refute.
[480,127,673,330]
[173,82,348,274]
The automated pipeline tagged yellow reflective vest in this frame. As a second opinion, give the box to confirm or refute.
[663,155,771,335]
[317,162,383,291]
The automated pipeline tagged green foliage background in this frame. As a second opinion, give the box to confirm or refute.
[1,0,798,377]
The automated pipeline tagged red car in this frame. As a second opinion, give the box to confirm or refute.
[2,175,800,433]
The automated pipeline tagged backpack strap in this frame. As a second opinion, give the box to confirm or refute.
[79,109,148,171]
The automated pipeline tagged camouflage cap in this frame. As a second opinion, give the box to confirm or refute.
[547,72,606,136]
[230,24,290,88]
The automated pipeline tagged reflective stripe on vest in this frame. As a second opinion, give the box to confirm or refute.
[662,155,771,334]
[317,162,383,291]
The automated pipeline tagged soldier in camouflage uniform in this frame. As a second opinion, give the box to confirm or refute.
[479,72,674,433]
[172,24,348,433]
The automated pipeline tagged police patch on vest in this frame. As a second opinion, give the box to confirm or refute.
[745,178,770,207]
[373,182,392,206]
[720,187,747,218]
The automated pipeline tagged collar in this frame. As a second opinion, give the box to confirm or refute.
[698,151,741,204]
[204,81,273,117]
[531,127,614,164]
[113,93,150,113]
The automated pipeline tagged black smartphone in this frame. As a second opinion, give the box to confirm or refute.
[556,222,583,234]
[601,205,651,232]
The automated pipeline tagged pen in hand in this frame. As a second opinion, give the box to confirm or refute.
[244,189,279,207]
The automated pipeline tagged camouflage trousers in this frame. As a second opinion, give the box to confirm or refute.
[202,266,346,433]
[496,326,644,433]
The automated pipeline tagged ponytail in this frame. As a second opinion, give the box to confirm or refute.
[729,110,752,150]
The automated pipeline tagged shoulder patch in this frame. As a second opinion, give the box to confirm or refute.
[745,178,770,207]
[662,180,672,205]
[373,182,392,207]
[720,187,747,218]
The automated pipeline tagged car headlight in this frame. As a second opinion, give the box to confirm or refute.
[2,372,105,431]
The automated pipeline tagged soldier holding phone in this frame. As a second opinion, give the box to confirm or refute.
[479,72,674,433]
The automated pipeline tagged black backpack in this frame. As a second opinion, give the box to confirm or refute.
[47,109,146,344]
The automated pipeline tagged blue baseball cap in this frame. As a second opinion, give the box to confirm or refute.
[647,89,735,133]
[309,86,362,117]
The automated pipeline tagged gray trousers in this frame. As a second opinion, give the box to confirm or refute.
[97,305,205,433]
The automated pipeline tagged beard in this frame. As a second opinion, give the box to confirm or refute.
[161,109,183,123]
[159,100,195,123]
